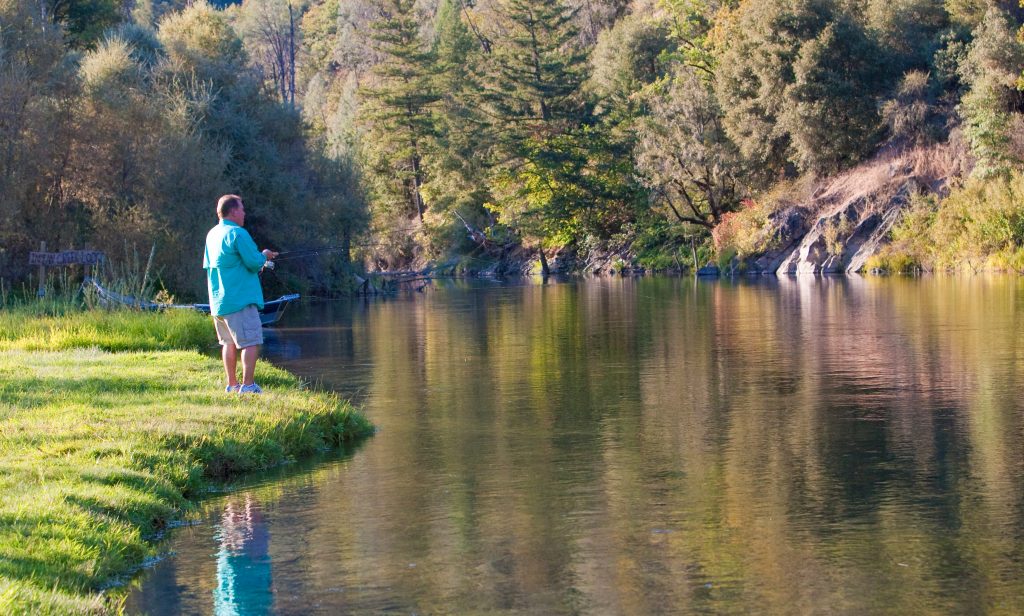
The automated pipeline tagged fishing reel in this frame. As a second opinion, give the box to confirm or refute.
[263,260,275,271]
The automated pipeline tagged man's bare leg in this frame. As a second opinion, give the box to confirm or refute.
[241,345,260,386]
[223,344,239,387]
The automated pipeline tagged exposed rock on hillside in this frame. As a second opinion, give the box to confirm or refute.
[743,145,960,275]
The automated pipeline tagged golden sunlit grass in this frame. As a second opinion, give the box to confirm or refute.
[0,308,372,614]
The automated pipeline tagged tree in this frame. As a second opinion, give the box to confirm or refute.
[588,14,672,109]
[780,16,889,173]
[158,0,248,85]
[0,0,76,278]
[480,0,591,259]
[660,0,738,78]
[231,0,302,107]
[421,0,494,255]
[957,7,1024,177]
[864,0,949,72]
[714,0,832,175]
[47,0,122,48]
[715,0,893,176]
[635,65,743,230]
[360,0,441,226]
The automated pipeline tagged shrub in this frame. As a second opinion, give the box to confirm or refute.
[887,171,1024,270]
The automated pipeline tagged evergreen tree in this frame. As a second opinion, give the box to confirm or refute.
[48,0,123,48]
[423,0,493,255]
[484,0,586,141]
[481,0,591,258]
[361,0,441,227]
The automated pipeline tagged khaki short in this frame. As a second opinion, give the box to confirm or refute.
[213,305,263,349]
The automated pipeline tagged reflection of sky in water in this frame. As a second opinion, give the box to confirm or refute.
[213,496,272,616]
[126,277,1024,615]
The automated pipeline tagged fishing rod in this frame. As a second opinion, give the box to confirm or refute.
[272,246,350,261]
[270,238,417,263]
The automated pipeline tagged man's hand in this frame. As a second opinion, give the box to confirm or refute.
[262,249,279,259]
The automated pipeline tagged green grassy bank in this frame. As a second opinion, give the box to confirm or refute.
[0,307,373,614]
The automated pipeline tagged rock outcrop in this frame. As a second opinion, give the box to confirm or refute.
[739,146,956,276]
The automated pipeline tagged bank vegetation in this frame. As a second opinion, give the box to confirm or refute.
[4,0,1024,293]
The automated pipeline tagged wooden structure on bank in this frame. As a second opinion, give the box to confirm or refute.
[28,242,105,296]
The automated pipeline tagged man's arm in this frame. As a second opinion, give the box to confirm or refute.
[234,229,269,273]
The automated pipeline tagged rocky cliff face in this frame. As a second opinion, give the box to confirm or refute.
[740,146,957,275]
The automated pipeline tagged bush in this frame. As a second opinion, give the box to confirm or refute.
[887,171,1024,270]
[864,251,920,274]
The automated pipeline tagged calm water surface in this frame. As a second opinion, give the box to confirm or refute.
[126,276,1024,614]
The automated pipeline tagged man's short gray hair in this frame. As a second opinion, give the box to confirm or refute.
[217,194,243,218]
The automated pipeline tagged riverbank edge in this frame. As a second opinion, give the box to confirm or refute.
[0,311,374,615]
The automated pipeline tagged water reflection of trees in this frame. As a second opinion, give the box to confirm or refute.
[148,278,1024,614]
[337,277,1024,613]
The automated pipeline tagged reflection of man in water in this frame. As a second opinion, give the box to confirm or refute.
[214,494,273,615]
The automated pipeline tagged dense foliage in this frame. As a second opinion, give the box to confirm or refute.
[0,0,363,297]
[3,0,1024,285]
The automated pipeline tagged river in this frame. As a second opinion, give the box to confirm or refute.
[125,276,1024,614]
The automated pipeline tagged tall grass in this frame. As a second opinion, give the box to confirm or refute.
[0,308,212,352]
[1,247,211,352]
[879,170,1024,272]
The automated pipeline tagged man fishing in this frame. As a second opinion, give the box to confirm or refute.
[204,194,278,394]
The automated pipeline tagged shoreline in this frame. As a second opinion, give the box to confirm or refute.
[0,309,373,615]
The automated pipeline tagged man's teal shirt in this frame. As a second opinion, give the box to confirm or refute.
[203,220,267,317]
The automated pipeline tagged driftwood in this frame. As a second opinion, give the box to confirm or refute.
[356,266,438,295]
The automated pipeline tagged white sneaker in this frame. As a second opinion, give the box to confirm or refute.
[239,383,263,394]
[225,385,240,393]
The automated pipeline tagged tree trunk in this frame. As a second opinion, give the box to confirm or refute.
[288,3,296,108]
[538,249,549,277]
[341,229,351,267]
[410,150,425,223]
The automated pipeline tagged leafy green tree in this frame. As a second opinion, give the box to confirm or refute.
[958,7,1024,174]
[958,7,1024,177]
[0,0,77,278]
[73,37,162,252]
[716,0,893,175]
[714,0,832,175]
[299,0,338,85]
[588,14,672,110]
[636,65,743,230]
[864,0,949,71]
[781,16,889,173]
[660,0,738,78]
[158,0,248,84]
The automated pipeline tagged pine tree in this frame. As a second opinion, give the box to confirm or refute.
[424,0,494,253]
[361,0,441,224]
[483,0,587,144]
[480,0,591,257]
